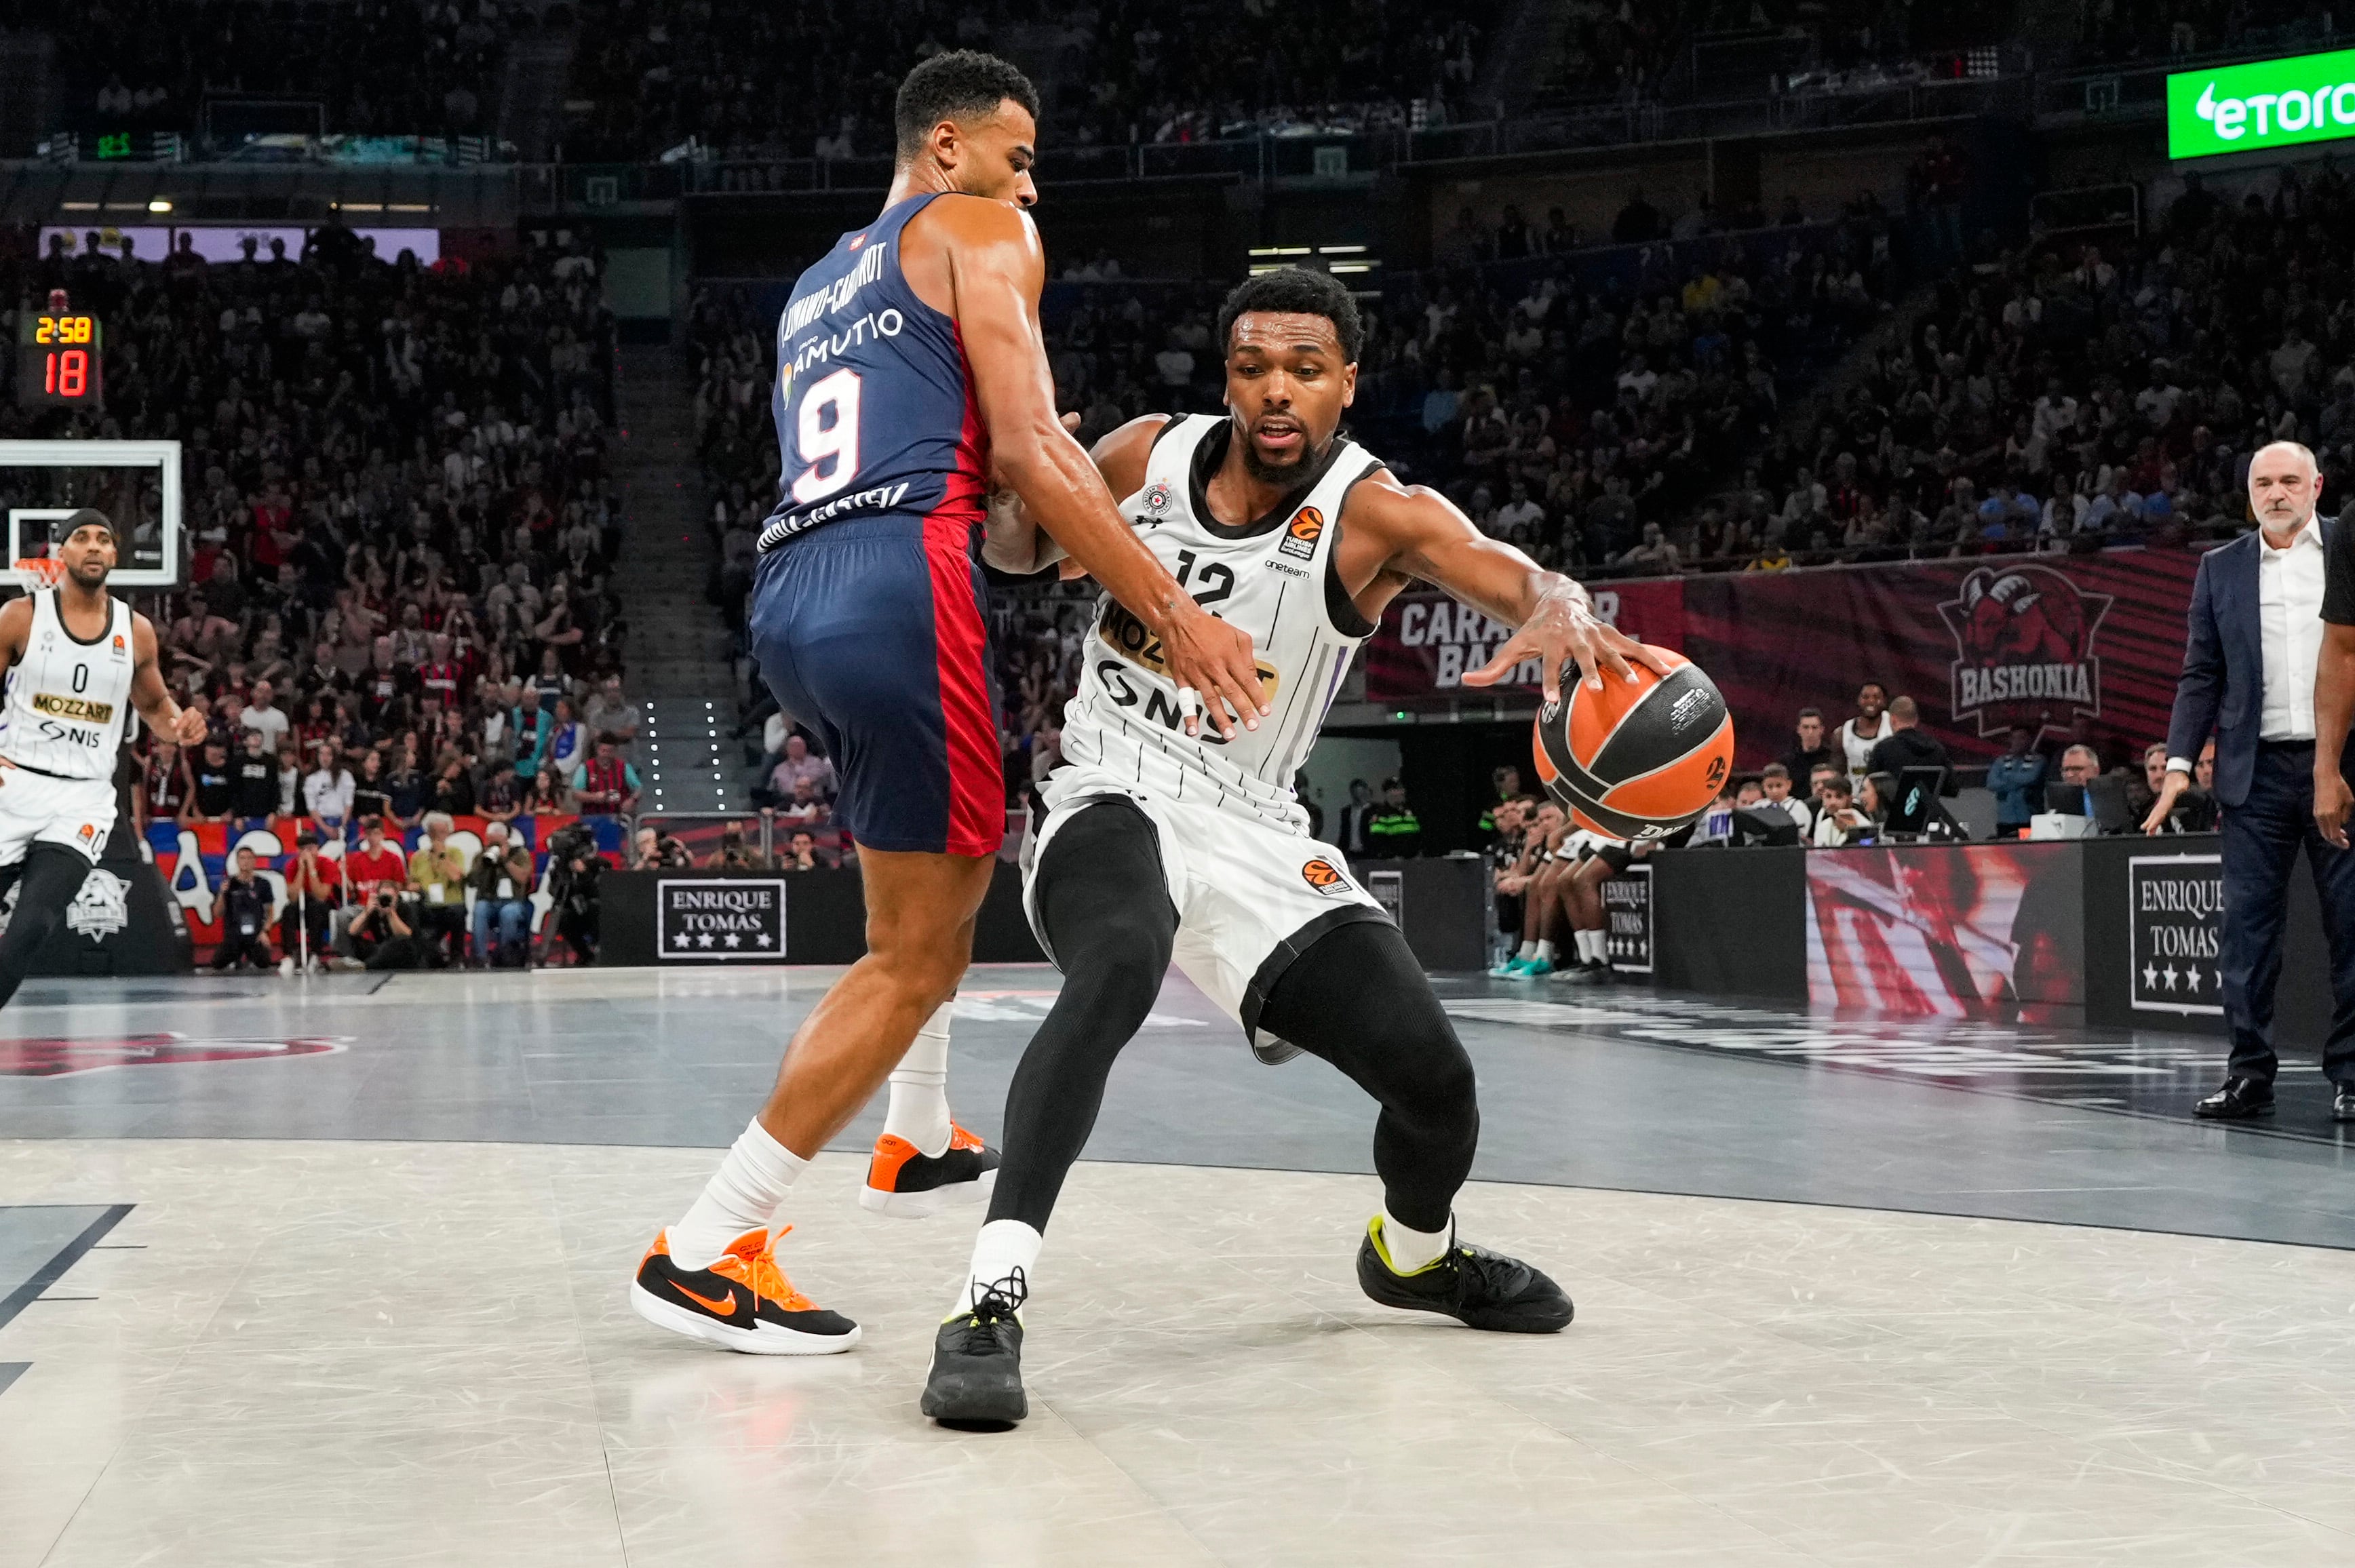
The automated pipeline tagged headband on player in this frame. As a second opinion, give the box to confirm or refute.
[59,509,117,545]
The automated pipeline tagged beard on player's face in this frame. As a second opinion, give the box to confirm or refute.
[1234,407,1332,486]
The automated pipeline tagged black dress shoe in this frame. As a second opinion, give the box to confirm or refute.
[2334,1083,2355,1123]
[2194,1077,2276,1120]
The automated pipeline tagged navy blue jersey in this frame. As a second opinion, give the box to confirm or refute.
[758,193,989,551]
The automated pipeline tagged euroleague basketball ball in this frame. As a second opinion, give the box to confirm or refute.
[1532,648,1734,841]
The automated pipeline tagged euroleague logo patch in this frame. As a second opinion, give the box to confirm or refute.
[1278,505,1325,560]
[1301,857,1348,894]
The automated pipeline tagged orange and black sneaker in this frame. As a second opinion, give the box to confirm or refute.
[629,1228,860,1355]
[861,1124,1000,1218]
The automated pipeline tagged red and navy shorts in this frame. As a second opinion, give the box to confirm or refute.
[750,512,1003,857]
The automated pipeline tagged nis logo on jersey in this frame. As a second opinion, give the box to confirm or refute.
[33,692,115,746]
[1095,602,1279,734]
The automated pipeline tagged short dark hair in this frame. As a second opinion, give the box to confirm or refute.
[895,51,1039,160]
[1795,707,1822,720]
[1762,762,1790,780]
[1216,267,1365,364]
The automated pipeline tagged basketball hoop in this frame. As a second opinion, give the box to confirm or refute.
[12,557,64,592]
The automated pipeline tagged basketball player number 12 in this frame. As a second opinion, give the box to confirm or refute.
[790,368,863,505]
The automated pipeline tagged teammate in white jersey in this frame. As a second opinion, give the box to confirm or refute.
[0,510,206,1012]
[922,269,1667,1423]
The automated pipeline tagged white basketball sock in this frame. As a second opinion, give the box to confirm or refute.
[669,1118,806,1270]
[951,1219,1042,1316]
[1376,1208,1451,1275]
[1515,940,1537,961]
[882,998,954,1158]
[1532,938,1555,962]
[1576,929,1606,964]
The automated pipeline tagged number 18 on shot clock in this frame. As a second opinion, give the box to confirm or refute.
[17,290,103,410]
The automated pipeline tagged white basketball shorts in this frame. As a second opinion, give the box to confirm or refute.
[1023,765,1388,1042]
[0,766,117,865]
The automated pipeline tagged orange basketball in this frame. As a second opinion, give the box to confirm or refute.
[1532,647,1733,840]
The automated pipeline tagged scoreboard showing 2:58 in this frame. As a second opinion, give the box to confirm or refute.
[18,311,104,410]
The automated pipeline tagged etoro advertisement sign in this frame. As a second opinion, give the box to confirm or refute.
[2168,48,2355,159]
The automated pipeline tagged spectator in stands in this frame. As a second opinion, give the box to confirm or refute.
[467,823,536,968]
[546,697,589,785]
[769,733,836,801]
[584,676,642,760]
[1778,707,1837,785]
[2056,743,2103,816]
[1368,777,1423,858]
[209,848,275,972]
[572,734,641,816]
[781,829,825,871]
[140,738,189,828]
[1865,697,1955,786]
[526,765,574,817]
[241,680,290,753]
[1811,778,1869,846]
[278,831,337,973]
[479,758,523,823]
[183,736,235,825]
[407,812,468,966]
[1336,778,1378,858]
[1985,724,2048,838]
[230,730,279,821]
[1756,763,1811,837]
[510,688,554,788]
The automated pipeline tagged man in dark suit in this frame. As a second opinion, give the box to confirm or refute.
[2147,440,2355,1122]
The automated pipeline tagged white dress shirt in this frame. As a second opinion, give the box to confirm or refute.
[2170,516,2328,774]
[2257,515,2327,741]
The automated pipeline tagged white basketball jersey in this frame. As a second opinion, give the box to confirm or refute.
[1,591,136,780]
[1058,414,1381,828]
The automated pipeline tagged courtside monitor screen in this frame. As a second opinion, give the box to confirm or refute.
[2168,47,2355,159]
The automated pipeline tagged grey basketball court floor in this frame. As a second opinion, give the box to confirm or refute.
[2,965,2352,1567]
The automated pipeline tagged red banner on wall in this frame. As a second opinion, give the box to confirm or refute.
[1682,549,2204,767]
[1364,579,1686,701]
[1357,548,2205,768]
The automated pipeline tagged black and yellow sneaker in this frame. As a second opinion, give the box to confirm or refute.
[1355,1216,1574,1333]
[920,1269,1029,1425]
[629,1228,861,1355]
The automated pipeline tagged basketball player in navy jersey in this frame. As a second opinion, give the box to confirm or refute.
[0,511,208,1016]
[631,52,1268,1356]
[921,269,1667,1421]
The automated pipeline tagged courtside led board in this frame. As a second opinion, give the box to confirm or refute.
[2168,47,2355,159]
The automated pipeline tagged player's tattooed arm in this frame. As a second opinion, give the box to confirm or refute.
[129,614,208,746]
[1344,472,1669,703]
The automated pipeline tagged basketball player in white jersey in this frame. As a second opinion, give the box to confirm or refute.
[0,510,207,1012]
[920,269,1667,1422]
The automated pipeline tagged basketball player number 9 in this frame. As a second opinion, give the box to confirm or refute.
[790,368,862,506]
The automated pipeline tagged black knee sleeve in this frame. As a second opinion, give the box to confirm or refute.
[1257,920,1480,1233]
[988,800,1178,1231]
[0,845,93,1011]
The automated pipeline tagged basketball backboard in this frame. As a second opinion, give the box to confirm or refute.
[0,440,180,589]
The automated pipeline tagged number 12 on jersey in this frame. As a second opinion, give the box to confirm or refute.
[790,368,862,505]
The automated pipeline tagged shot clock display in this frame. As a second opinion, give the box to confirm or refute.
[17,313,104,410]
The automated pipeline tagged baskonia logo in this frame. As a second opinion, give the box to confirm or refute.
[1279,505,1325,560]
[1300,857,1346,892]
[1936,565,2114,738]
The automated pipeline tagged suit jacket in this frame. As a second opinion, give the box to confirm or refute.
[2164,524,2333,808]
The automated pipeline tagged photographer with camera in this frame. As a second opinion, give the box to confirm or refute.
[467,821,537,968]
[546,823,604,964]
[347,884,422,971]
